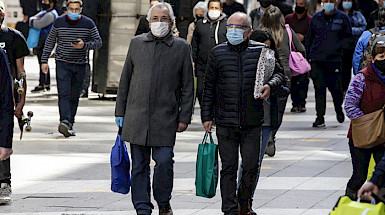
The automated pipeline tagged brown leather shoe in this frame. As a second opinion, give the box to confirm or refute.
[159,204,173,215]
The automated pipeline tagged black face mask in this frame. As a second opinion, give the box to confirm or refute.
[0,17,4,25]
[196,16,204,21]
[42,3,50,10]
[295,6,306,14]
[375,59,385,74]
[259,0,272,8]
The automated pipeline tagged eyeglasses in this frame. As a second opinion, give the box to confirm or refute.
[150,16,170,22]
[226,24,249,29]
[67,7,81,13]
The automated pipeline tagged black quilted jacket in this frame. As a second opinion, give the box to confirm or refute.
[201,40,285,127]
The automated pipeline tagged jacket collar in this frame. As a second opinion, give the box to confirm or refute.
[362,62,385,85]
[228,38,250,52]
[143,31,174,46]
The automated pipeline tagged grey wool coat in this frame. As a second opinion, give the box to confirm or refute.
[115,32,195,147]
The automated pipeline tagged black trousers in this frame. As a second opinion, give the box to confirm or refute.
[216,125,261,215]
[341,49,354,93]
[310,62,344,118]
[290,73,309,107]
[347,139,385,191]
[36,46,50,86]
[0,158,11,184]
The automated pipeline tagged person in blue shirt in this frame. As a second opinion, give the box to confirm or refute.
[306,0,352,128]
[30,0,59,93]
[337,0,366,93]
[352,8,385,75]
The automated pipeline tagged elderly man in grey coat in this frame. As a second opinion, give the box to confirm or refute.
[114,2,194,215]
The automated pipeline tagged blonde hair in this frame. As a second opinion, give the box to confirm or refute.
[258,6,285,48]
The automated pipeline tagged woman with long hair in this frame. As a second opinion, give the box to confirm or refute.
[258,6,306,156]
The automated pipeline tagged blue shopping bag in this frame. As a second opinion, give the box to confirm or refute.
[26,28,41,49]
[110,129,131,194]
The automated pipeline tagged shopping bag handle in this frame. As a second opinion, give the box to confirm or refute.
[202,132,214,144]
[357,197,376,205]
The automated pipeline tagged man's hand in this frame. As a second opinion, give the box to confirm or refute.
[259,84,271,99]
[177,122,188,132]
[41,64,49,74]
[23,15,29,22]
[0,147,13,161]
[203,121,213,132]
[296,33,305,42]
[71,39,85,49]
[358,182,379,201]
[14,102,24,118]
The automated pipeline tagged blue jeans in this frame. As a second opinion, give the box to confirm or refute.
[56,61,86,126]
[237,126,271,195]
[130,144,174,215]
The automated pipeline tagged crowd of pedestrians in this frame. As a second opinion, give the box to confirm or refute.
[1,0,385,214]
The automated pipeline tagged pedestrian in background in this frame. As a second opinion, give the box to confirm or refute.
[344,39,385,200]
[115,3,194,215]
[186,1,207,44]
[30,0,59,93]
[352,8,385,75]
[222,0,246,17]
[192,0,227,106]
[249,0,272,30]
[367,0,384,30]
[356,0,378,24]
[306,0,352,128]
[338,0,366,93]
[41,0,102,137]
[201,12,285,215]
[285,0,312,113]
[135,0,160,36]
[259,6,306,156]
[0,47,15,205]
[273,0,293,17]
[0,1,30,203]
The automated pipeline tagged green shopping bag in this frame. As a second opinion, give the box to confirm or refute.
[195,132,218,198]
[330,196,385,215]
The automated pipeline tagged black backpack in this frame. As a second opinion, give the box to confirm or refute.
[359,28,385,71]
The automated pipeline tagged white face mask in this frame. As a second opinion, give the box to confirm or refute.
[150,22,170,38]
[208,10,221,20]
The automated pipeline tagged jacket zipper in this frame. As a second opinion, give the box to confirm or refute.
[238,51,243,128]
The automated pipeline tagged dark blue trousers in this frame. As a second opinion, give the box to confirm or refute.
[56,61,86,126]
[130,144,174,215]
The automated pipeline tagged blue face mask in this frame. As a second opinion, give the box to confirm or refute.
[342,1,352,10]
[68,12,80,20]
[226,28,245,45]
[323,3,335,13]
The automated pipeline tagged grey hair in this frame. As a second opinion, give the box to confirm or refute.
[146,2,175,23]
[193,1,208,19]
[305,0,310,6]
[227,12,252,29]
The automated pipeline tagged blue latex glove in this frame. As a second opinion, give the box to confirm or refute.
[115,117,124,127]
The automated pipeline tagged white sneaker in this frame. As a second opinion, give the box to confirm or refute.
[0,183,12,204]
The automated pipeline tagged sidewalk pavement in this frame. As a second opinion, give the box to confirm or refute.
[1,56,353,215]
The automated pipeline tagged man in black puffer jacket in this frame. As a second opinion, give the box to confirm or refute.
[201,12,285,215]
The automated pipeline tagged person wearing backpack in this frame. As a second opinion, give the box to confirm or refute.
[30,0,59,93]
[352,8,385,75]
[337,0,366,93]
